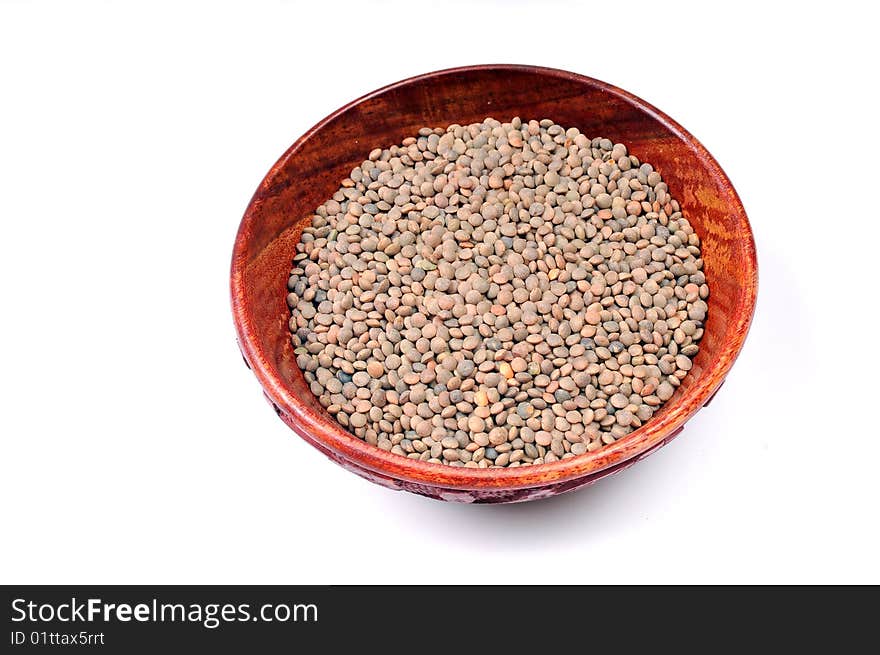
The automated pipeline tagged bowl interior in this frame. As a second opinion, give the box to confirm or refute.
[232,65,756,488]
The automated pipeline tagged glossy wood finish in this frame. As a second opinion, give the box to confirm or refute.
[231,65,758,503]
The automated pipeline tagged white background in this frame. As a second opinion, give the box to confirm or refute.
[2,1,877,584]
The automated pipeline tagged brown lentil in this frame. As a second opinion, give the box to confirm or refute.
[286,117,708,467]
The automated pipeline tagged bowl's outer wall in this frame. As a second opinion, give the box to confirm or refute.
[231,65,758,503]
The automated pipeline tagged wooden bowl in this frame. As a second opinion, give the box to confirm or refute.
[231,65,757,503]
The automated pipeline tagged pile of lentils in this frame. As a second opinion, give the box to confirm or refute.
[286,117,709,468]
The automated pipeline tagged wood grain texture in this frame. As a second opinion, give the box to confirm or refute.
[231,65,758,503]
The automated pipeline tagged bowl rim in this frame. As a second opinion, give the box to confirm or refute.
[231,64,758,491]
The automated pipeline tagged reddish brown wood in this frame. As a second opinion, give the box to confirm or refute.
[231,65,758,503]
